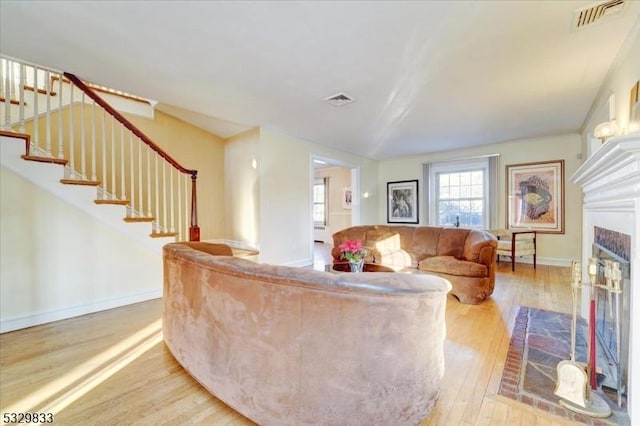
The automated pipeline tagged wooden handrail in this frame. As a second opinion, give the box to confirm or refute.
[64,72,199,241]
[64,73,196,177]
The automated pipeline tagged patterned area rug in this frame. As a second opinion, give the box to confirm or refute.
[498,306,629,425]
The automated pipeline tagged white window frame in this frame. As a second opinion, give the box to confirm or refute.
[427,158,491,229]
[313,177,328,227]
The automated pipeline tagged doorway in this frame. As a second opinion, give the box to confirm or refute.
[311,155,358,266]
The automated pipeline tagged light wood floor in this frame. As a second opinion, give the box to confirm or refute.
[0,253,579,425]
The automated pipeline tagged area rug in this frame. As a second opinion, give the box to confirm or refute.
[498,306,629,425]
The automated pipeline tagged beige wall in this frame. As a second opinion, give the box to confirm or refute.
[378,133,583,265]
[0,166,162,331]
[127,110,226,240]
[224,128,260,249]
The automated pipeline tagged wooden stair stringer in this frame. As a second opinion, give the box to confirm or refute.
[1,133,175,253]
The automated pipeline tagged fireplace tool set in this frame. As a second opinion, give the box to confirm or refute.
[554,257,621,418]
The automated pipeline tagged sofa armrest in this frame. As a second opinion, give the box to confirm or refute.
[462,230,497,263]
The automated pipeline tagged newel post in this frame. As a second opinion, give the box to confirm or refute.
[189,171,200,241]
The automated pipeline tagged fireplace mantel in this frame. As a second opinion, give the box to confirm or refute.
[571,134,639,420]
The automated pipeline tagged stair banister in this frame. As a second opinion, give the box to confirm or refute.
[63,72,200,241]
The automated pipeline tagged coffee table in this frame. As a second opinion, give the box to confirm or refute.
[330,262,395,273]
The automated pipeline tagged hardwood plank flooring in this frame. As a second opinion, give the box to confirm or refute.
[0,258,579,425]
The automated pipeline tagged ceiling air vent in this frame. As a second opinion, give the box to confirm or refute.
[324,92,356,107]
[572,0,626,30]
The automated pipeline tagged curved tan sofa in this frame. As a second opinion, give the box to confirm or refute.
[332,225,497,304]
[163,242,451,425]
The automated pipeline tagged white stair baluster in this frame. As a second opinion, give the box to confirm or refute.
[154,154,159,232]
[137,138,143,217]
[18,63,25,133]
[91,100,97,182]
[80,92,86,179]
[57,74,63,159]
[68,84,74,177]
[120,126,125,200]
[162,160,167,233]
[101,109,107,199]
[170,166,175,233]
[45,70,51,155]
[146,145,152,218]
[111,117,116,199]
[32,65,39,154]
[177,172,183,240]
[129,132,134,217]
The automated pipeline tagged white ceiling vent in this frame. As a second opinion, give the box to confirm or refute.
[572,0,626,31]
[324,92,356,107]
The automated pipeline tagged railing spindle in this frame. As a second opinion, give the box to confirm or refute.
[19,64,25,133]
[169,166,175,233]
[137,138,143,217]
[162,160,167,233]
[154,153,159,232]
[129,132,135,217]
[32,66,39,154]
[178,172,183,240]
[111,116,116,199]
[45,70,51,155]
[120,125,125,200]
[80,93,87,179]
[91,100,97,182]
[146,145,152,218]
[57,73,63,159]
[68,84,74,177]
[101,109,107,199]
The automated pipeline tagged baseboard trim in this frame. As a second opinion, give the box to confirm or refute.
[0,289,162,333]
[204,238,260,252]
[497,256,572,268]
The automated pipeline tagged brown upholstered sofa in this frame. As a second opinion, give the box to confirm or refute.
[163,242,451,425]
[332,225,497,304]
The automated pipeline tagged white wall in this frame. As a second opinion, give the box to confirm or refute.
[582,26,640,147]
[258,128,378,265]
[378,133,583,265]
[0,166,162,332]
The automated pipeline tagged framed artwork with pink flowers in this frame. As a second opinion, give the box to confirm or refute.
[506,160,564,234]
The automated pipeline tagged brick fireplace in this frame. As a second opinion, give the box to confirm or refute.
[572,134,639,420]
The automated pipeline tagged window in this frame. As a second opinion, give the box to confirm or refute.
[425,156,498,229]
[313,177,328,227]
[436,169,485,227]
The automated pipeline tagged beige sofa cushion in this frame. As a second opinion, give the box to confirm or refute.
[419,256,488,278]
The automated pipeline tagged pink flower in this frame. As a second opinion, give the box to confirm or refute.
[339,239,366,262]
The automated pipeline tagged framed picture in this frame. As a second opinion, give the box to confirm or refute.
[387,180,419,224]
[506,160,564,234]
[342,187,352,209]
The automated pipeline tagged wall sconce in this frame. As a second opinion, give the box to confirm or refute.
[593,119,618,142]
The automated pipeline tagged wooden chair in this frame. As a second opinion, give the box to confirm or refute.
[487,229,536,272]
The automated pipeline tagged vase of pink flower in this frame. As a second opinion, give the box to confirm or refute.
[339,239,367,272]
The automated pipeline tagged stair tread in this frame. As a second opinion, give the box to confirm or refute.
[151,232,178,238]
[22,155,67,165]
[124,217,155,223]
[60,179,100,186]
[95,199,129,205]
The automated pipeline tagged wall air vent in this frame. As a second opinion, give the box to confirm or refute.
[324,92,356,107]
[572,0,626,31]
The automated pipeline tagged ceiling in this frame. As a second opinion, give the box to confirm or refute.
[1,1,639,159]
